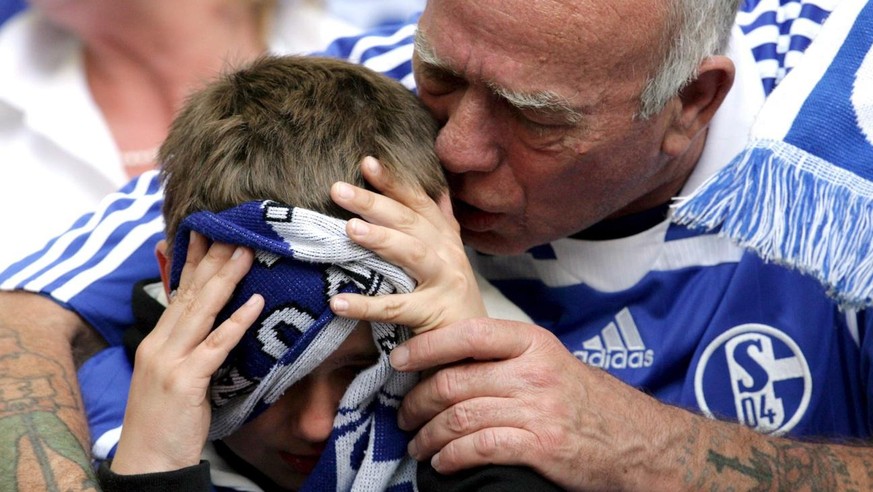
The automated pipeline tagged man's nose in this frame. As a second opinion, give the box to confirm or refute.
[435,87,502,175]
[293,377,340,443]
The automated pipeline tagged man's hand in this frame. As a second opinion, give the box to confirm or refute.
[329,156,486,333]
[389,317,700,491]
[111,233,263,475]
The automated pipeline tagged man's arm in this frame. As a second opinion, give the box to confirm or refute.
[0,291,107,491]
[388,318,873,491]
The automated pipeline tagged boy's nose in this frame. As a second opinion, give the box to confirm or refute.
[294,377,340,443]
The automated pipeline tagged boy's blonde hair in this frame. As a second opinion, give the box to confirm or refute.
[159,55,445,251]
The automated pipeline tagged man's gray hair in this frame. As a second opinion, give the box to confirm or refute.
[639,0,742,118]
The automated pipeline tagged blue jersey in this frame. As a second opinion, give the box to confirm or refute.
[4,0,863,453]
[471,222,871,439]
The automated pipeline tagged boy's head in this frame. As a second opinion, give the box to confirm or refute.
[154,55,441,488]
[159,54,446,254]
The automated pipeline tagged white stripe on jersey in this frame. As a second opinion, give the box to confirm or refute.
[51,217,165,303]
[1,172,161,289]
[346,23,417,64]
[360,43,415,76]
[472,223,745,293]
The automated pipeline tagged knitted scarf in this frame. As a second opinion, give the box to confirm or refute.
[674,0,873,308]
[171,200,418,491]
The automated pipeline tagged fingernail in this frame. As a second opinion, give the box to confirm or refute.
[431,453,441,470]
[349,219,370,237]
[232,247,244,260]
[407,439,419,459]
[245,294,261,306]
[330,297,349,312]
[390,345,409,368]
[334,182,354,200]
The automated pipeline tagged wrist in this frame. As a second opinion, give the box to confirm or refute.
[613,402,712,492]
[112,434,203,475]
[618,405,771,492]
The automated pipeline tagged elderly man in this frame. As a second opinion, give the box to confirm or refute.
[2,0,870,490]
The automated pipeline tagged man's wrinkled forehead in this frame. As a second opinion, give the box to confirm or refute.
[413,27,587,124]
[418,0,670,76]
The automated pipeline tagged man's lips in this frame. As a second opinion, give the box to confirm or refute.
[279,451,321,475]
[452,198,503,233]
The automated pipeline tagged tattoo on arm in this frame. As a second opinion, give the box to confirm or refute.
[707,439,859,491]
[0,329,98,491]
[679,416,873,492]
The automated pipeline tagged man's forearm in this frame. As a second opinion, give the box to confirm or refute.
[0,292,106,491]
[676,411,873,491]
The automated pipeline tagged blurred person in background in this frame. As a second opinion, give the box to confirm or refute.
[0,0,358,269]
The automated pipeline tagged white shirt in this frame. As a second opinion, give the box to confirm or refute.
[0,3,359,270]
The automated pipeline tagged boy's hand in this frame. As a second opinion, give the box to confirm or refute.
[111,232,264,475]
[330,157,486,334]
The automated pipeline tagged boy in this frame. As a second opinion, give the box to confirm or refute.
[83,55,554,491]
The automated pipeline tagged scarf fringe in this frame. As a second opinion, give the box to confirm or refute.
[673,139,873,309]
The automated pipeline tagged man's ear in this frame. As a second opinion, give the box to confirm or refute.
[662,55,735,157]
[155,239,172,297]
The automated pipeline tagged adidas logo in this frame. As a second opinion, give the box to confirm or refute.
[573,307,654,370]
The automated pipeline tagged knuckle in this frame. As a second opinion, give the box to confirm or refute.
[416,423,435,450]
[377,297,405,323]
[406,240,428,265]
[205,243,230,261]
[473,428,502,458]
[202,327,225,350]
[462,319,497,349]
[182,295,206,319]
[161,372,188,395]
[433,369,459,403]
[445,216,462,234]
[172,286,197,306]
[446,270,471,295]
[445,402,475,434]
[521,366,559,391]
[134,338,159,364]
[226,309,244,325]
[536,423,567,453]
[397,207,419,228]
[413,309,443,334]
[360,189,378,211]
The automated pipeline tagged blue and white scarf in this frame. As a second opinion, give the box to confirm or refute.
[171,200,418,491]
[674,0,873,308]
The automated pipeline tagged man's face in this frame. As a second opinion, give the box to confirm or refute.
[221,323,378,490]
[415,0,693,255]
